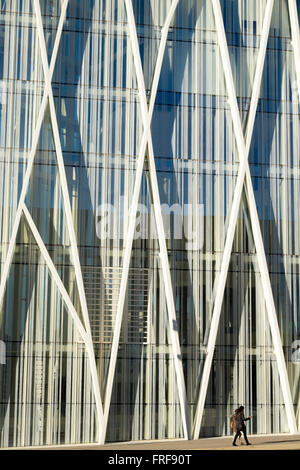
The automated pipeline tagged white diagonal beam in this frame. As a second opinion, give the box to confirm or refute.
[192,0,296,438]
[196,0,297,436]
[22,204,87,343]
[0,0,68,314]
[288,0,300,432]
[288,0,300,104]
[242,0,299,434]
[193,0,274,438]
[33,0,104,440]
[101,0,191,443]
[124,0,190,440]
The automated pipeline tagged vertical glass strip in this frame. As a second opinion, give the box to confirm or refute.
[39,0,62,63]
[132,0,174,91]
[219,0,268,128]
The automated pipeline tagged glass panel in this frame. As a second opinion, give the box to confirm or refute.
[106,257,184,442]
[51,2,144,350]
[220,0,268,128]
[151,0,240,423]
[0,2,44,248]
[132,0,174,91]
[0,214,98,446]
[24,104,84,326]
[40,0,62,63]
[200,191,288,437]
[52,0,143,262]
[104,170,184,441]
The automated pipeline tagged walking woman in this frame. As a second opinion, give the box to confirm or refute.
[231,406,252,446]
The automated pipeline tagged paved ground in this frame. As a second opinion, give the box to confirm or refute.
[9,433,300,451]
[95,433,300,451]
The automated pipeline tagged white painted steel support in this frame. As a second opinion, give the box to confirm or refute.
[193,0,298,438]
[288,1,300,433]
[22,205,87,343]
[102,0,191,443]
[0,94,47,310]
[32,0,104,441]
[288,0,300,104]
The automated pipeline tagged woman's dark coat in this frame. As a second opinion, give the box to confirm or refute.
[231,410,250,433]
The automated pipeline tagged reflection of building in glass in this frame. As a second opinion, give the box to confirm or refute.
[0,0,299,447]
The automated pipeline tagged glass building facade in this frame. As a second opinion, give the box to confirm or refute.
[0,0,299,447]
